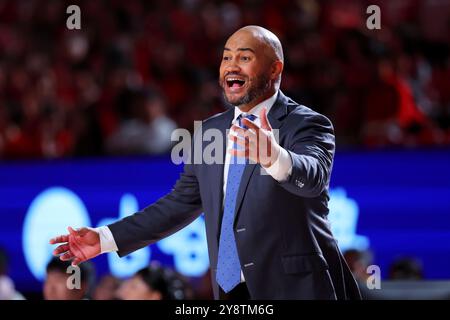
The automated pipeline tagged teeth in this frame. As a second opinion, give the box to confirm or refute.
[227,78,244,81]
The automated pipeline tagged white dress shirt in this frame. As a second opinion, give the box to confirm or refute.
[95,92,294,281]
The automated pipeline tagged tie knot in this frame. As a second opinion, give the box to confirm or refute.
[237,113,256,128]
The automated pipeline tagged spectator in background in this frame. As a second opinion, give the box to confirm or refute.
[389,257,424,280]
[115,263,189,300]
[344,249,374,284]
[0,247,25,300]
[344,248,376,300]
[43,257,95,300]
[362,53,439,148]
[92,274,121,300]
[106,88,177,155]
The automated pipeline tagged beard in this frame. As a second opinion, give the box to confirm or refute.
[220,73,271,106]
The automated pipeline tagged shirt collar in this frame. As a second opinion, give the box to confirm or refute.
[233,91,278,123]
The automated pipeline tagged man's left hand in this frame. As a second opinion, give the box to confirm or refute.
[229,107,281,168]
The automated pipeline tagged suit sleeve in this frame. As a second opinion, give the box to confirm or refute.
[278,111,335,198]
[107,162,203,257]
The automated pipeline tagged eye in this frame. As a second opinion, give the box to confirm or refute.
[222,56,231,61]
[241,56,251,61]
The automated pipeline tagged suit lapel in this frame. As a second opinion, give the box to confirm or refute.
[210,107,234,236]
[232,91,289,224]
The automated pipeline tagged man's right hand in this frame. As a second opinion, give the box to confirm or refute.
[49,226,101,266]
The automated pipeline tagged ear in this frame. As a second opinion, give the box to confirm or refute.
[270,60,284,82]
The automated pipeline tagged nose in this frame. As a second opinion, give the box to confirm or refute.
[223,59,241,75]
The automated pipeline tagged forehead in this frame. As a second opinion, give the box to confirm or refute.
[223,30,264,53]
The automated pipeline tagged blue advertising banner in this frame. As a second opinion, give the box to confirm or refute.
[1,150,449,293]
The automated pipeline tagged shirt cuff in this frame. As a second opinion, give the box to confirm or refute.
[263,147,293,182]
[95,226,119,253]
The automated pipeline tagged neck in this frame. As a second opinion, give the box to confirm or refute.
[237,88,276,112]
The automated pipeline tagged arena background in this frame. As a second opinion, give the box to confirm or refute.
[0,0,449,300]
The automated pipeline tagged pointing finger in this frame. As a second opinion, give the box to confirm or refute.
[60,251,74,261]
[49,235,69,244]
[53,244,70,256]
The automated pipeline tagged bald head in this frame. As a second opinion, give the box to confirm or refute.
[231,25,284,63]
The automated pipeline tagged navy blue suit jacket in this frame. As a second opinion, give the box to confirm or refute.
[109,91,362,299]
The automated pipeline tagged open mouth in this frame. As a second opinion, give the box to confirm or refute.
[226,77,246,89]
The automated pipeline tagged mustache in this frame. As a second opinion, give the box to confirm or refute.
[222,72,247,78]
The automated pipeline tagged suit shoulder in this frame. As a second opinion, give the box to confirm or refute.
[286,103,334,129]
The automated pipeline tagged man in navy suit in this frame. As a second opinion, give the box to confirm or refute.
[50,25,361,300]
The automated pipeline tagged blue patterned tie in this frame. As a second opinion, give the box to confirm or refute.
[216,113,256,293]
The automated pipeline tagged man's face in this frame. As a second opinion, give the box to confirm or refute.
[219,31,272,107]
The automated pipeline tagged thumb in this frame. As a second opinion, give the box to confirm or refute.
[67,226,77,236]
[260,107,271,131]
[68,226,89,237]
[76,227,90,236]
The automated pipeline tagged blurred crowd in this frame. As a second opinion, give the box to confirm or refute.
[2,245,448,300]
[0,246,214,300]
[42,258,201,300]
[0,248,442,300]
[0,0,449,160]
